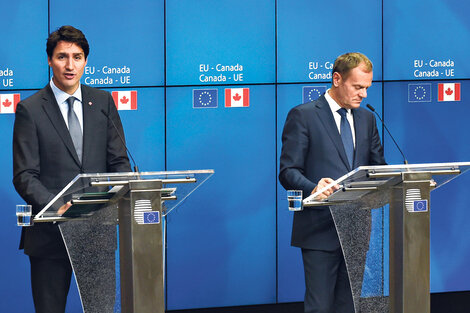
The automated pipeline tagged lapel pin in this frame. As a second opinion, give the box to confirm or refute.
[88,102,92,106]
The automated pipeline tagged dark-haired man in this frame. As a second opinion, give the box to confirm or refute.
[279,52,385,313]
[13,25,131,313]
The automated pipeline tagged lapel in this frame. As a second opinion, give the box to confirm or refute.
[81,85,97,167]
[314,96,351,170]
[40,85,82,167]
[352,108,366,168]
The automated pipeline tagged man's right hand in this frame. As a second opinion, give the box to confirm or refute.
[311,178,340,200]
[57,202,72,216]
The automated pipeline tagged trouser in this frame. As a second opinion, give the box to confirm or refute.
[29,255,72,313]
[301,248,354,313]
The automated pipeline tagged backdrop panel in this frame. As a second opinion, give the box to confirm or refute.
[384,0,470,80]
[166,0,275,86]
[50,0,165,88]
[166,85,276,309]
[0,1,48,90]
[277,0,383,83]
[104,87,165,172]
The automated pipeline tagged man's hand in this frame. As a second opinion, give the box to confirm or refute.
[57,202,72,216]
[311,178,340,200]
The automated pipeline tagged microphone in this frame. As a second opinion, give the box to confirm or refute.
[366,104,408,165]
[101,109,139,172]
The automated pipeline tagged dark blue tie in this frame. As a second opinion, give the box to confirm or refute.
[337,108,354,168]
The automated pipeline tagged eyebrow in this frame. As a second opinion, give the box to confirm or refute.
[354,83,371,88]
[56,52,84,56]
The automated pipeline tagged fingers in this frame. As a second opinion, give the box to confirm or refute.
[57,202,72,216]
[322,178,340,189]
[314,178,340,199]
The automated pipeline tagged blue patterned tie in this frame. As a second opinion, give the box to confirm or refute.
[66,96,83,161]
[337,108,354,168]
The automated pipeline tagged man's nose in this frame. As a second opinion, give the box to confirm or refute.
[65,57,73,69]
[359,88,367,98]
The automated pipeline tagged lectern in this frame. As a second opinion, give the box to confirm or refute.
[29,170,214,313]
[292,162,470,313]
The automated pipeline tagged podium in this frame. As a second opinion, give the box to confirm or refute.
[32,170,214,313]
[296,162,470,313]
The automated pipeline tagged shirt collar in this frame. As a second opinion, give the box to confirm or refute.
[50,78,82,105]
[325,89,350,115]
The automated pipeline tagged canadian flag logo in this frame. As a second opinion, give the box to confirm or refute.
[438,83,461,102]
[0,93,20,114]
[225,88,249,107]
[112,91,137,110]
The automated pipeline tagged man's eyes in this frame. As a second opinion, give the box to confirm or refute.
[55,55,83,60]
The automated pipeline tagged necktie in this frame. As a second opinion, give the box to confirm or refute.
[66,96,83,161]
[337,108,354,168]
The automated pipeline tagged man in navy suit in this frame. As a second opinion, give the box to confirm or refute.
[279,52,385,313]
[13,26,131,313]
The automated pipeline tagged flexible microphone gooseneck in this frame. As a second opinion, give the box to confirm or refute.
[366,104,408,165]
[101,109,140,172]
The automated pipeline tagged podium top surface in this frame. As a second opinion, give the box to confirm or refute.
[304,162,470,207]
[34,169,214,222]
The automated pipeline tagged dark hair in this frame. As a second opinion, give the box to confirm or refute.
[46,25,89,59]
[331,52,372,80]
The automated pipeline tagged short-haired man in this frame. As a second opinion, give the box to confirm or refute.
[279,52,386,313]
[13,25,131,313]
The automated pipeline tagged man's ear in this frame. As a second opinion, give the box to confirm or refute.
[332,72,341,87]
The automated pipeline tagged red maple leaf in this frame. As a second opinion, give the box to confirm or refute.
[233,93,241,101]
[120,96,129,104]
[2,98,12,107]
[445,88,453,96]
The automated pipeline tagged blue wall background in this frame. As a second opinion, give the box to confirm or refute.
[1,0,469,312]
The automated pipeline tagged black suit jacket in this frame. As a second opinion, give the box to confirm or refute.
[279,95,385,251]
[13,84,131,258]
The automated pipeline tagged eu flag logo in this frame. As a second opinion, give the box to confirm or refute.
[408,84,431,102]
[303,86,326,103]
[193,89,218,108]
[413,200,428,212]
[143,211,160,224]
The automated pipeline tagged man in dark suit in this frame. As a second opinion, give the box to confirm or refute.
[13,25,131,313]
[279,52,385,313]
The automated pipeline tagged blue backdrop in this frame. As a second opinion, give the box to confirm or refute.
[1,0,469,312]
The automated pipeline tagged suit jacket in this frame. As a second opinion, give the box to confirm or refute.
[279,95,385,251]
[13,84,131,258]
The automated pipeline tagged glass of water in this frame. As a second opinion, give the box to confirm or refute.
[16,204,33,226]
[287,190,303,211]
